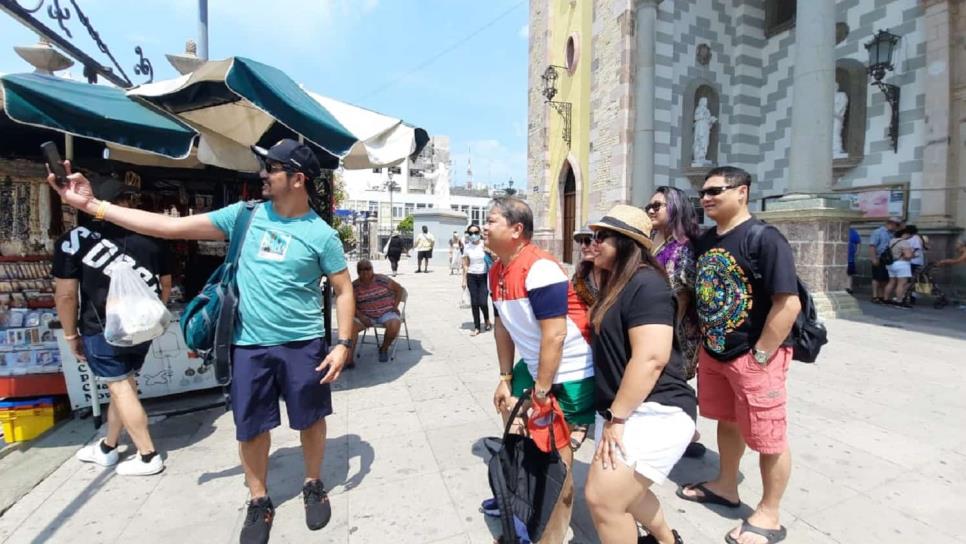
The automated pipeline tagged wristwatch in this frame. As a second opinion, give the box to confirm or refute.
[334,338,353,349]
[533,387,550,401]
[602,409,627,425]
[752,347,771,365]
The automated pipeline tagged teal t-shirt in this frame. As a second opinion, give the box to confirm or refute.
[207,201,347,346]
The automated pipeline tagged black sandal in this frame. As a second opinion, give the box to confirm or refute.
[724,520,787,544]
[676,482,741,508]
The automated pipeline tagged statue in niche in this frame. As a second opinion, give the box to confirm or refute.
[691,97,717,167]
[833,84,849,158]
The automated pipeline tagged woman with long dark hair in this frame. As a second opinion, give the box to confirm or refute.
[646,186,706,459]
[583,205,696,544]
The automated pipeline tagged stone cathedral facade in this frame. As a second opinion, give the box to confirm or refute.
[527,0,965,293]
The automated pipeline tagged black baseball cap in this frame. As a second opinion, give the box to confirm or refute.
[92,176,138,202]
[251,138,322,180]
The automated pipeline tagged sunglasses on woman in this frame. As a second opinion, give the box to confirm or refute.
[592,230,617,243]
[697,184,737,198]
[575,237,592,247]
[644,202,664,213]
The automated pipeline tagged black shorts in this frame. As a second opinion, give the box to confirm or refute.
[872,262,889,282]
[230,338,332,442]
[417,250,432,261]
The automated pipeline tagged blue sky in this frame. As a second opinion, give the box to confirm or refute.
[0,0,529,187]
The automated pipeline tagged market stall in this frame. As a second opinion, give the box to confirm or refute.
[0,56,428,436]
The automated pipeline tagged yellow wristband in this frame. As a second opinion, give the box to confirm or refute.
[95,200,109,220]
[499,373,513,382]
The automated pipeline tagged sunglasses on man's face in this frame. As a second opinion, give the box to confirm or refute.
[698,184,739,199]
[644,202,664,213]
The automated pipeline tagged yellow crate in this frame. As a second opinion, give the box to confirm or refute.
[0,405,55,443]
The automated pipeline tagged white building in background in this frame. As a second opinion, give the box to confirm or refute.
[341,135,519,235]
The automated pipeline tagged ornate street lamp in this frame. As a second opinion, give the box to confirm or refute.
[505,178,517,196]
[865,29,901,152]
[540,65,572,148]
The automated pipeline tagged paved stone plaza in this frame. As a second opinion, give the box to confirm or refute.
[0,258,964,544]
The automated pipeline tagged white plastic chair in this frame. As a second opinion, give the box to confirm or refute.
[357,286,412,360]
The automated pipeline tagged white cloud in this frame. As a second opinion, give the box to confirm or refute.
[518,24,529,39]
[449,138,526,189]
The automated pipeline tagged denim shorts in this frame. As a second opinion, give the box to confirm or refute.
[230,338,333,442]
[82,333,151,383]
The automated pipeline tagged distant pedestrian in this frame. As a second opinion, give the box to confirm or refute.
[847,227,861,294]
[678,166,800,544]
[53,177,171,477]
[384,230,404,277]
[583,205,695,544]
[449,231,463,275]
[414,225,435,273]
[869,217,903,303]
[882,228,914,307]
[936,236,966,268]
[461,223,491,336]
[571,225,601,307]
[646,186,706,460]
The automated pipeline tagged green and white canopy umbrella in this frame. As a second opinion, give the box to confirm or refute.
[129,56,427,172]
[0,73,197,159]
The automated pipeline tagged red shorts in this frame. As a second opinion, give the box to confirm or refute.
[697,346,791,454]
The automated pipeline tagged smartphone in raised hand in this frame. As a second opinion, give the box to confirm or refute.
[41,141,68,187]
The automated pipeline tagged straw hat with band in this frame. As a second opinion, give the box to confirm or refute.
[589,204,654,251]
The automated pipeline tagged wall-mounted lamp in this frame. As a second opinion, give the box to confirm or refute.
[540,65,572,148]
[865,29,901,152]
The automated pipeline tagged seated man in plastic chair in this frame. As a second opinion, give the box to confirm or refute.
[350,259,404,364]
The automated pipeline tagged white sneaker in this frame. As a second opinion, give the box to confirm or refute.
[115,453,164,476]
[76,439,119,467]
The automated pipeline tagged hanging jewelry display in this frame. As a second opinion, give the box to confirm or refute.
[0,177,13,240]
[29,182,42,242]
[14,183,30,243]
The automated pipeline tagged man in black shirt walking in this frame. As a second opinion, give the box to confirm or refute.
[677,167,800,544]
[52,177,171,477]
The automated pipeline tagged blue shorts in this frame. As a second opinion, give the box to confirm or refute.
[230,338,333,442]
[82,333,150,383]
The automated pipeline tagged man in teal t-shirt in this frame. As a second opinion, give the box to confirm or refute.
[47,139,356,544]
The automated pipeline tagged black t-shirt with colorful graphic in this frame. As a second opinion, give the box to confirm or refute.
[52,222,170,336]
[591,267,697,421]
[693,218,798,362]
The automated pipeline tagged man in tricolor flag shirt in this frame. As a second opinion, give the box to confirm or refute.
[483,196,594,543]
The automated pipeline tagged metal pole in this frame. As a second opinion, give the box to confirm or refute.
[198,0,209,60]
[388,172,394,234]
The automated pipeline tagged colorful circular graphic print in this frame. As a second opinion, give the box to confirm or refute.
[695,248,753,353]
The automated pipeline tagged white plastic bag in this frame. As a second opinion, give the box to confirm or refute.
[103,261,171,347]
[459,287,471,309]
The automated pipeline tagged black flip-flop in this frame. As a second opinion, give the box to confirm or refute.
[676,482,741,508]
[724,520,787,544]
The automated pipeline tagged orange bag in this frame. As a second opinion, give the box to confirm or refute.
[526,393,571,453]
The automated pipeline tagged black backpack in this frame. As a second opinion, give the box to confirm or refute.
[746,223,828,363]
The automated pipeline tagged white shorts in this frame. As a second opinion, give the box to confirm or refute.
[593,402,695,485]
[887,261,912,279]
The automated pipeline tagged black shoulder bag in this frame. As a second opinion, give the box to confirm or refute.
[485,392,568,544]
